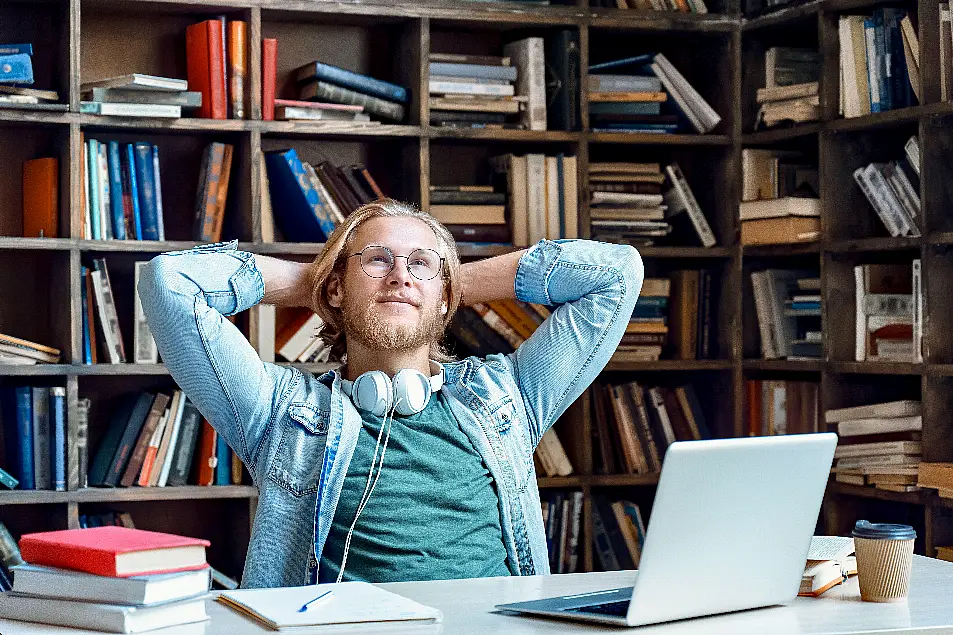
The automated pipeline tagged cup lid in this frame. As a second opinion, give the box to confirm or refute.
[852,520,917,540]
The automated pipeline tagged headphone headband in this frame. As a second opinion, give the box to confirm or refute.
[340,362,444,417]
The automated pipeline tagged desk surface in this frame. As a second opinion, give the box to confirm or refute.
[3,556,953,634]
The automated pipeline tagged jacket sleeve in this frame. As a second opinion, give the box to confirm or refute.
[507,239,643,446]
[137,241,298,482]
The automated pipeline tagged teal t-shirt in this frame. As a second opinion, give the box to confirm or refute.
[319,391,511,583]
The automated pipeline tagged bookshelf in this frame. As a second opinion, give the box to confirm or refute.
[0,0,950,582]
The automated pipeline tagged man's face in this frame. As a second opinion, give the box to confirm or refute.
[328,217,446,352]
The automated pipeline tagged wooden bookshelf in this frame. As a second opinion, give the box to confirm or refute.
[1,0,950,583]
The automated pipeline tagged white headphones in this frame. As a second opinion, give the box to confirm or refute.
[341,362,445,417]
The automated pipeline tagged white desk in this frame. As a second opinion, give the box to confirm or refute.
[3,556,953,634]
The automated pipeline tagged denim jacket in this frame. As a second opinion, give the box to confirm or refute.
[138,238,643,588]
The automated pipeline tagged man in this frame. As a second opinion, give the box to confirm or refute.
[138,198,643,588]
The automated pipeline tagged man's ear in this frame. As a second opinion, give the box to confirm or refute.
[327,272,344,309]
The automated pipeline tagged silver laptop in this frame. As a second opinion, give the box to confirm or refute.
[497,433,838,627]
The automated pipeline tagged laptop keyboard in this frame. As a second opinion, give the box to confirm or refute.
[570,600,630,616]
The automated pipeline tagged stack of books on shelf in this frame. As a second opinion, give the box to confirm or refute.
[262,148,385,243]
[534,428,574,478]
[623,278,670,360]
[828,400,923,492]
[271,308,333,365]
[295,59,408,125]
[592,496,645,571]
[755,47,820,129]
[918,463,953,499]
[429,185,509,244]
[839,9,918,118]
[0,43,65,112]
[591,381,710,476]
[429,53,523,129]
[448,301,550,356]
[88,390,245,489]
[0,527,210,633]
[488,153,578,246]
[0,333,60,366]
[745,380,819,436]
[590,0,709,13]
[80,75,198,118]
[0,386,67,491]
[82,139,167,241]
[540,491,583,574]
[588,54,721,134]
[740,149,819,246]
[854,136,921,238]
[853,262,921,363]
[751,270,822,360]
[186,18,246,119]
[634,271,715,361]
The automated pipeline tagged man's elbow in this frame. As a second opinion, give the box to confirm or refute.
[617,244,644,299]
[136,254,179,317]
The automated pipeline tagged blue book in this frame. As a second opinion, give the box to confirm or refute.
[296,61,408,104]
[151,145,165,241]
[126,143,143,240]
[632,305,668,319]
[864,18,881,113]
[107,142,127,240]
[635,297,669,309]
[80,266,92,364]
[264,149,331,242]
[215,435,230,485]
[590,102,662,116]
[429,62,518,82]
[0,466,17,490]
[14,387,34,489]
[50,387,66,492]
[588,54,654,73]
[0,44,33,55]
[32,387,51,490]
[134,143,160,240]
[875,9,890,112]
[0,53,33,84]
[87,140,101,240]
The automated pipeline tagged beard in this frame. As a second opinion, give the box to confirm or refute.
[341,293,444,353]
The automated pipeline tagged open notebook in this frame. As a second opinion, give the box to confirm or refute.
[217,581,442,630]
[800,536,857,597]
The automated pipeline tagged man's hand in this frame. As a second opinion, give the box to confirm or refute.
[256,254,314,309]
[458,249,526,306]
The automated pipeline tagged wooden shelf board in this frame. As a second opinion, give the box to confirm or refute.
[261,122,422,139]
[742,242,821,257]
[0,237,75,251]
[926,233,953,246]
[428,128,579,143]
[828,361,925,375]
[742,124,822,145]
[78,115,252,133]
[586,10,739,31]
[741,0,822,31]
[537,476,584,489]
[586,132,732,146]
[589,473,661,487]
[0,485,258,505]
[604,357,733,371]
[825,236,922,253]
[742,359,824,372]
[827,106,926,132]
[0,109,71,126]
[76,239,209,253]
[828,481,930,505]
[636,246,734,258]
[926,365,953,377]
[0,364,76,377]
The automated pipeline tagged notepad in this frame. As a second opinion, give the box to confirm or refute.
[217,581,442,630]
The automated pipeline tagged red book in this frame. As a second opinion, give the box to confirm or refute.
[262,38,277,121]
[19,527,210,578]
[186,20,226,120]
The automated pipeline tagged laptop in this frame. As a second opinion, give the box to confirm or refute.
[497,433,838,627]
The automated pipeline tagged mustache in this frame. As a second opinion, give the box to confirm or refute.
[374,293,422,307]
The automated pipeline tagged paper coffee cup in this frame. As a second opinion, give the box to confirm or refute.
[852,520,916,603]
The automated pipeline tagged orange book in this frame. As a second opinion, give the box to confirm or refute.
[747,380,761,437]
[231,449,242,485]
[136,410,167,487]
[23,158,58,238]
[85,269,98,363]
[227,21,247,119]
[275,308,314,352]
[486,300,534,340]
[262,38,278,121]
[502,300,540,337]
[588,91,668,103]
[211,144,234,242]
[194,419,217,487]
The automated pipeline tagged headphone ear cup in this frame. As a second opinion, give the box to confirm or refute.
[392,369,432,416]
[351,371,393,417]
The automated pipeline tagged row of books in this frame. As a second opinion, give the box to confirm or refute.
[740,148,819,246]
[745,380,819,436]
[631,272,715,362]
[290,58,408,125]
[591,381,710,476]
[0,332,61,365]
[429,50,525,130]
[0,386,67,491]
[534,428,575,478]
[592,496,645,570]
[751,270,821,360]
[448,301,551,356]
[839,9,918,119]
[590,0,710,13]
[587,53,720,134]
[248,306,334,365]
[854,262,921,363]
[541,491,584,573]
[829,399,923,493]
[854,136,921,238]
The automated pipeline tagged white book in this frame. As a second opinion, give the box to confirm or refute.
[905,136,921,175]
[297,336,325,364]
[592,192,665,206]
[854,265,867,362]
[539,428,573,477]
[503,37,547,131]
[158,389,187,487]
[133,261,159,364]
[834,440,922,459]
[853,167,900,237]
[259,153,275,242]
[739,197,820,221]
[91,267,125,363]
[429,80,514,97]
[152,145,165,241]
[249,304,277,363]
[81,101,182,118]
[0,593,208,633]
[752,271,778,359]
[97,142,112,240]
[278,314,325,363]
[865,164,915,236]
[864,19,881,109]
[847,16,872,117]
[663,163,716,247]
[836,453,921,469]
[526,153,547,244]
[0,351,36,365]
[80,73,188,92]
[562,155,578,239]
[0,343,55,363]
[913,259,923,363]
[837,415,923,437]
[839,18,860,118]
[653,53,721,132]
[650,61,705,133]
[545,156,560,240]
[83,140,92,239]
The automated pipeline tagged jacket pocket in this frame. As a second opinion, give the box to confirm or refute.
[267,401,329,497]
[488,396,532,494]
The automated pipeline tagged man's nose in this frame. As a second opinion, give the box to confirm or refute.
[385,259,414,285]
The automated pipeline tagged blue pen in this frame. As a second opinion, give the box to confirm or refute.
[298,589,334,612]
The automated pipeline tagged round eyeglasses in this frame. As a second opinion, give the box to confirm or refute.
[347,245,445,281]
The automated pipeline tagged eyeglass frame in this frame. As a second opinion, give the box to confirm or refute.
[346,244,446,281]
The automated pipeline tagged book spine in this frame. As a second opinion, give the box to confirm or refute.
[76,398,90,489]
[32,387,51,490]
[151,145,165,241]
[913,258,923,363]
[207,20,226,119]
[91,259,126,363]
[125,144,142,240]
[97,143,112,240]
[864,18,882,112]
[304,81,405,122]
[262,39,277,121]
[429,62,518,81]
[0,53,33,83]
[228,21,247,119]
[50,387,66,492]
[666,163,716,247]
[87,140,100,240]
[168,400,203,487]
[301,61,408,103]
[211,144,233,242]
[106,142,126,240]
[15,387,34,489]
[133,261,159,364]
[134,144,159,241]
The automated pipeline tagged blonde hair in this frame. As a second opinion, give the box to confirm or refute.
[309,199,462,362]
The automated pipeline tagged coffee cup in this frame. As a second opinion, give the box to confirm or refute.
[851,520,916,603]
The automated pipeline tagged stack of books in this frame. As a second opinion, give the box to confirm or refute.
[428,53,523,129]
[273,98,368,125]
[0,527,210,633]
[751,270,822,360]
[80,75,196,118]
[828,400,923,491]
[853,136,921,238]
[296,59,408,124]
[186,18,247,119]
[918,463,953,499]
[489,153,578,246]
[853,262,921,363]
[541,491,584,573]
[0,43,63,111]
[592,496,645,571]
[745,380,819,436]
[0,333,60,366]
[740,149,820,246]
[448,301,549,356]
[0,385,68,491]
[590,0,709,13]
[534,429,574,478]
[756,82,819,128]
[622,278,669,359]
[589,163,668,244]
[839,9,918,118]
[429,186,509,244]
[82,139,167,241]
[588,53,721,134]
[273,308,331,365]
